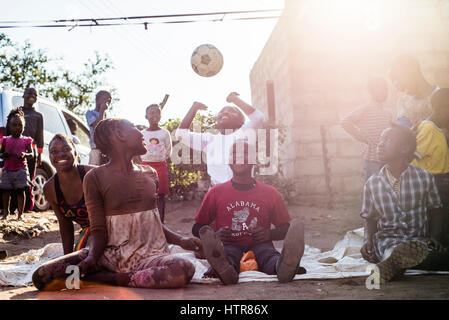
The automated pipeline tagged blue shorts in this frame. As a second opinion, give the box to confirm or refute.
[0,168,31,190]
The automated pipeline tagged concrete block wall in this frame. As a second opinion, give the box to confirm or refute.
[250,0,449,206]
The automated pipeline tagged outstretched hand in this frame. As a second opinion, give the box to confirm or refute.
[180,236,202,252]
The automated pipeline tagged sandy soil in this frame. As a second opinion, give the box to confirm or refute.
[1,199,448,300]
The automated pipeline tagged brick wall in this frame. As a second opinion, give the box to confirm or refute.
[250,0,449,206]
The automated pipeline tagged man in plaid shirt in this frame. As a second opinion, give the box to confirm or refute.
[361,124,449,283]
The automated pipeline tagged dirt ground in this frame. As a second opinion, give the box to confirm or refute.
[1,199,449,301]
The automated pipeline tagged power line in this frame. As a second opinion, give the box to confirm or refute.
[0,9,282,29]
[0,15,280,29]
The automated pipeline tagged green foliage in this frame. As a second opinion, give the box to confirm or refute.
[0,33,116,116]
[161,112,216,199]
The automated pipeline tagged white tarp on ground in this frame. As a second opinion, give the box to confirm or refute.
[1,228,448,287]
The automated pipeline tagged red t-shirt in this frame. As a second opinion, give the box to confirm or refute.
[1,136,33,171]
[194,180,291,246]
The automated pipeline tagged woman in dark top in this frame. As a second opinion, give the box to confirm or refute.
[43,134,95,254]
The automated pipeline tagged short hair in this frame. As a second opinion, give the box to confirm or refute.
[5,107,25,136]
[146,104,161,114]
[390,123,417,161]
[23,87,37,97]
[95,90,111,102]
[93,118,122,156]
[49,133,76,151]
[389,55,421,82]
[431,88,449,116]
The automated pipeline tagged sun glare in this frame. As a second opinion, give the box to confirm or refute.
[298,0,384,33]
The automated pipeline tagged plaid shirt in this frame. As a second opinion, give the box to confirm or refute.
[361,165,442,260]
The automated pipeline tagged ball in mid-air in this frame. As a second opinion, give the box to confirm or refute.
[191,44,224,77]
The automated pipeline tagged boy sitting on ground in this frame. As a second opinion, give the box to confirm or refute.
[192,140,305,285]
[361,124,449,283]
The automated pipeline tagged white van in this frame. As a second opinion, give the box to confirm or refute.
[0,87,91,211]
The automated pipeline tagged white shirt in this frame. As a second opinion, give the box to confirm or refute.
[141,128,172,162]
[175,110,265,185]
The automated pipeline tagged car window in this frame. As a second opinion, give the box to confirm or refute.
[69,117,91,147]
[38,103,68,135]
[11,96,23,108]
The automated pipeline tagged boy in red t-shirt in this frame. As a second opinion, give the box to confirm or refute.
[192,140,305,284]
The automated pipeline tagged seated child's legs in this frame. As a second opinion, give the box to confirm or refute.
[411,247,449,271]
[32,248,89,290]
[223,244,246,272]
[433,173,449,246]
[129,254,195,289]
[251,242,281,275]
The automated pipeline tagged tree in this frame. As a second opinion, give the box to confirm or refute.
[47,52,116,115]
[0,33,116,116]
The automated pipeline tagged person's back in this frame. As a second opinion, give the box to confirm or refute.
[341,77,392,180]
[411,120,449,175]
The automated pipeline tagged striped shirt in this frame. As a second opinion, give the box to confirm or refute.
[341,102,392,162]
[361,165,442,260]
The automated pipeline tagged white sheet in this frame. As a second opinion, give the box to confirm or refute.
[1,228,448,287]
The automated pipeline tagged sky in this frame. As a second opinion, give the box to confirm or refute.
[0,0,283,126]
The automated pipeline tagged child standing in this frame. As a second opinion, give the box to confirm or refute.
[0,108,34,220]
[341,77,393,180]
[411,88,449,246]
[141,104,172,223]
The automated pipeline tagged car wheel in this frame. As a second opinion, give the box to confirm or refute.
[32,168,50,211]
